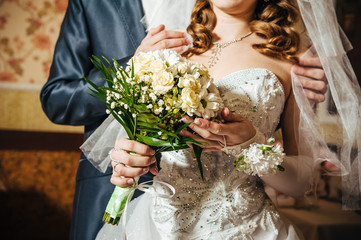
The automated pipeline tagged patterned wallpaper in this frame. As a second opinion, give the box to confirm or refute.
[0,0,68,88]
[0,0,82,133]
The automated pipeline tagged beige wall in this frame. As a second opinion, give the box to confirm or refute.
[0,0,82,133]
[0,88,82,133]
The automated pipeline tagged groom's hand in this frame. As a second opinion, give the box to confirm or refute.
[109,138,158,187]
[292,56,328,103]
[135,24,191,54]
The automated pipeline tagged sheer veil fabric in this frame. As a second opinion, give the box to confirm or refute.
[81,0,361,210]
[295,0,361,209]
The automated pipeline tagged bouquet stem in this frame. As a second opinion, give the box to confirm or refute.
[103,177,139,225]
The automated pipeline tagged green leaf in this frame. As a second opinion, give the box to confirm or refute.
[192,144,204,180]
[174,122,192,135]
[259,146,272,151]
[277,165,285,172]
[131,59,134,78]
[136,135,173,147]
[133,104,151,113]
[181,137,203,146]
[137,122,162,130]
[102,56,112,66]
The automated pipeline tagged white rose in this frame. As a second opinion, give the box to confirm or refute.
[132,52,153,75]
[178,75,201,91]
[150,59,167,73]
[177,62,189,75]
[196,63,210,77]
[181,88,200,113]
[152,71,175,95]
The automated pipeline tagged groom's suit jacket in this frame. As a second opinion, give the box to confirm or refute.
[40,0,148,239]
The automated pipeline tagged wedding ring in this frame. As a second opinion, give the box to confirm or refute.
[217,135,227,147]
[109,148,131,169]
[222,135,229,154]
[112,161,126,173]
[108,148,115,161]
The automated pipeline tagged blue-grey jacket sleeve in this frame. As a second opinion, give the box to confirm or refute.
[40,0,137,126]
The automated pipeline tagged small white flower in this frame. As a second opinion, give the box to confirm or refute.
[158,99,164,106]
[106,109,111,114]
[163,50,180,66]
[149,92,157,101]
[110,102,116,109]
[154,107,164,115]
[147,104,153,109]
[132,113,136,118]
[177,62,189,75]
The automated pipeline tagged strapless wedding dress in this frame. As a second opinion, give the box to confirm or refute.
[96,68,303,240]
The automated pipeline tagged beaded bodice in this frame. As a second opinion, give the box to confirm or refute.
[152,68,285,239]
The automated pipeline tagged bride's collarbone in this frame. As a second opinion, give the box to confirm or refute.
[188,47,293,96]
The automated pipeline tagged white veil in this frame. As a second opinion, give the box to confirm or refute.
[141,0,196,31]
[295,0,361,210]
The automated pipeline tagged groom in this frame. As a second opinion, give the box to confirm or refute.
[40,0,329,239]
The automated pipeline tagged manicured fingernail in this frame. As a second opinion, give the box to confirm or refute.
[127,179,134,185]
[185,33,193,43]
[154,165,159,174]
[182,45,190,53]
[292,65,299,73]
[181,117,190,123]
[194,118,201,125]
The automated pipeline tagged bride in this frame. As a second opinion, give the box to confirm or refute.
[90,0,360,239]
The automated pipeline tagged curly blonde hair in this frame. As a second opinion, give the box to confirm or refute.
[182,0,300,63]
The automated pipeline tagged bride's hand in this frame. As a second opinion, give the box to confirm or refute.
[135,24,191,55]
[109,138,158,187]
[180,108,256,152]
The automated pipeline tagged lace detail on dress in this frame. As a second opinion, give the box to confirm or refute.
[216,68,285,138]
[148,68,286,239]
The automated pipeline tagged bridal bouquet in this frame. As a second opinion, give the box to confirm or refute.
[84,49,223,225]
[233,138,285,177]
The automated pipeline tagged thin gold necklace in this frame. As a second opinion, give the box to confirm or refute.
[208,31,253,69]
